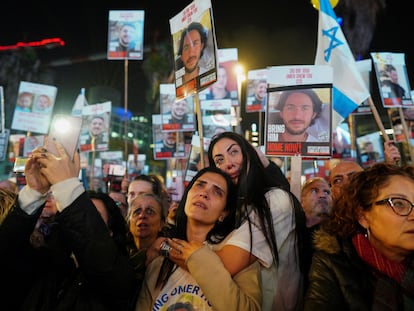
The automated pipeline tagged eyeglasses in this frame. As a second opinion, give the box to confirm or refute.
[131,207,158,218]
[374,197,414,216]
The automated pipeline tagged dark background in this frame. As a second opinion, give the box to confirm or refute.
[0,0,411,109]
[0,0,411,157]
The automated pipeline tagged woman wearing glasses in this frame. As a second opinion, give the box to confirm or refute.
[304,162,414,310]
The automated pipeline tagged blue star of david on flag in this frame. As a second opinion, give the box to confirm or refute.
[315,0,370,128]
[322,26,343,62]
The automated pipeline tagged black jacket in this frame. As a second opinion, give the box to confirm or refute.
[1,192,136,311]
[304,229,414,311]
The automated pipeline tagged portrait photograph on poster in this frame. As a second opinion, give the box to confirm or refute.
[107,10,145,60]
[265,65,333,158]
[371,52,413,108]
[79,101,111,152]
[160,83,195,132]
[11,81,57,134]
[170,0,218,98]
[152,114,190,160]
[245,68,267,113]
[356,131,384,168]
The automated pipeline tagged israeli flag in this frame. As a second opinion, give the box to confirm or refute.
[315,0,370,128]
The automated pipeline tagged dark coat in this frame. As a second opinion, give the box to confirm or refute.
[1,192,136,311]
[304,229,414,311]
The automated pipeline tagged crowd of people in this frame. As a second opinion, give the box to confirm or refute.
[1,131,413,310]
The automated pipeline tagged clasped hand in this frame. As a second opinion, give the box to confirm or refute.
[146,237,204,270]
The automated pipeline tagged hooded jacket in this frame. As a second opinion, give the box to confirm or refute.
[304,229,414,311]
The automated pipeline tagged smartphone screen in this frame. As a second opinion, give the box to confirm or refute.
[45,114,83,159]
[13,157,29,173]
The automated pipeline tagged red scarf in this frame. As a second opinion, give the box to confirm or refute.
[352,233,405,283]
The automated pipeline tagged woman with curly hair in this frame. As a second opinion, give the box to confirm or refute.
[305,162,414,310]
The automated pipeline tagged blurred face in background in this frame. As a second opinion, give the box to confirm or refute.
[301,179,333,227]
[330,161,363,201]
[128,194,163,245]
[127,179,153,205]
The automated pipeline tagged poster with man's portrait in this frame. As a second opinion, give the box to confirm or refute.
[11,81,57,134]
[79,101,111,152]
[199,48,239,106]
[371,52,413,108]
[170,0,218,99]
[160,84,195,132]
[265,65,333,158]
[107,10,145,60]
[153,114,187,160]
[245,69,267,113]
[356,132,384,168]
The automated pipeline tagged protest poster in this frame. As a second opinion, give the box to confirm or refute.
[264,65,333,158]
[245,69,267,113]
[371,52,413,108]
[127,153,147,177]
[160,83,196,132]
[199,48,239,106]
[79,101,111,152]
[200,98,232,140]
[356,132,384,168]
[11,81,57,134]
[99,151,124,177]
[107,10,145,60]
[170,0,218,99]
[153,114,190,160]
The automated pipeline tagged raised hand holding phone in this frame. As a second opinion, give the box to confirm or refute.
[45,114,83,160]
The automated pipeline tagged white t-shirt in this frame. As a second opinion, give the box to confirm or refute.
[213,188,303,311]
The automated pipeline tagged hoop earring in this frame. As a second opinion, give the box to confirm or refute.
[364,228,371,240]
